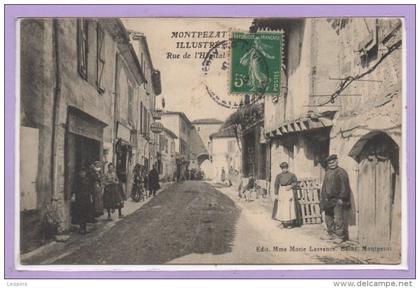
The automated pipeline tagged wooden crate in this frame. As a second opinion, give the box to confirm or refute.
[295,178,322,224]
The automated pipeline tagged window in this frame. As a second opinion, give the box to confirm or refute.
[96,25,105,93]
[140,102,143,134]
[141,53,144,76]
[143,107,148,135]
[128,85,133,124]
[77,19,88,79]
[148,113,152,134]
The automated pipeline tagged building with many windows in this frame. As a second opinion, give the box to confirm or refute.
[126,30,161,189]
[157,126,177,181]
[19,18,160,252]
[160,111,192,161]
[209,126,242,183]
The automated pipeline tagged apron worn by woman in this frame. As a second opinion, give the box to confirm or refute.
[276,185,296,224]
[273,169,298,227]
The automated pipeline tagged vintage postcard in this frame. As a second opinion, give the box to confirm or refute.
[14,13,408,271]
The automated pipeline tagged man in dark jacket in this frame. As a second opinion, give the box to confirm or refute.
[320,154,351,244]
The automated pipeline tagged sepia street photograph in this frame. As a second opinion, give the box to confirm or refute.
[18,16,403,266]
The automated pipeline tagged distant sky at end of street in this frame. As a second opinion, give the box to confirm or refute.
[122,18,253,123]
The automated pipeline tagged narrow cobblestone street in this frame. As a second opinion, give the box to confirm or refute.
[21,181,399,265]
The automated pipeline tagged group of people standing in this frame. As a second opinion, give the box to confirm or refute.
[72,161,125,234]
[132,163,160,197]
[175,158,189,182]
[72,161,161,234]
[271,154,352,244]
[221,166,236,187]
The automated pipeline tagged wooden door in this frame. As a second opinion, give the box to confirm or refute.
[64,133,77,201]
[358,157,377,246]
[243,132,255,177]
[358,136,397,246]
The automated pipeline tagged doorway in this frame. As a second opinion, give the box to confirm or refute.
[65,133,101,223]
[76,135,101,171]
[243,131,255,177]
[353,132,399,246]
[115,141,132,199]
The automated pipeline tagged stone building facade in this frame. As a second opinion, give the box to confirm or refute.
[160,111,192,161]
[119,31,162,194]
[191,118,224,169]
[157,126,177,182]
[160,112,219,172]
[254,18,402,247]
[209,127,242,183]
[20,18,160,248]
[222,100,266,181]
[191,119,223,154]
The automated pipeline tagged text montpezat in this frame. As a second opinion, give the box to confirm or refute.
[171,31,229,50]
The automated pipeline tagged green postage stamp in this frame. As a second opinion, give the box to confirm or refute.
[230,31,283,95]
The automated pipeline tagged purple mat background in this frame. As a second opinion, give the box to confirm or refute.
[4,4,415,279]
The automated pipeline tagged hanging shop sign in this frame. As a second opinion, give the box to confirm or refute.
[150,121,163,134]
[151,109,162,120]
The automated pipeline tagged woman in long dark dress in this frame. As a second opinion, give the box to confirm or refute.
[221,167,226,183]
[74,168,92,234]
[142,166,149,197]
[103,163,124,220]
[89,161,104,220]
[148,165,160,197]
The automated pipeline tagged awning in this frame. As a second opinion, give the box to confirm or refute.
[67,106,107,142]
[264,111,336,139]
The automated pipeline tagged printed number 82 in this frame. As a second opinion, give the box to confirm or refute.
[234,73,246,88]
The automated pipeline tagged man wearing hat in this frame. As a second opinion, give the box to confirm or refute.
[320,154,352,244]
[273,162,299,228]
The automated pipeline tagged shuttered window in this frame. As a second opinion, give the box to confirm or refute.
[140,102,143,134]
[77,19,88,80]
[96,25,105,93]
[141,53,145,76]
[143,107,148,136]
[128,85,133,124]
[148,113,152,134]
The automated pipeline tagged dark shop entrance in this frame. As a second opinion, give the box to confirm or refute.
[64,107,106,220]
